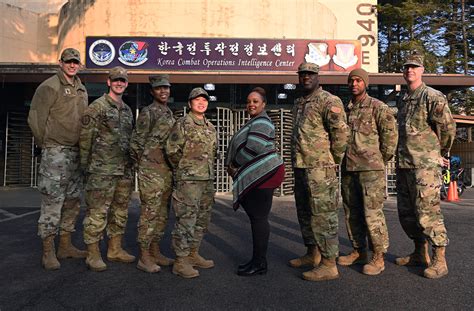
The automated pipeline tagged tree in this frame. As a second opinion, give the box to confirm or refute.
[378,0,473,115]
[378,0,440,73]
[379,0,472,74]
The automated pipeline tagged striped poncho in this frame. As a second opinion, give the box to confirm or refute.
[225,111,284,210]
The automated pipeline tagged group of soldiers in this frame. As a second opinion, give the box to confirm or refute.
[28,47,455,281]
[289,53,455,281]
[28,48,216,278]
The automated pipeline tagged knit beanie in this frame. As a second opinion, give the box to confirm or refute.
[348,68,369,87]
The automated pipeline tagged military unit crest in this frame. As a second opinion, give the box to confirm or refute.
[305,42,358,69]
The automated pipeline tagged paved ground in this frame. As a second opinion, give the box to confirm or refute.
[1,187,473,310]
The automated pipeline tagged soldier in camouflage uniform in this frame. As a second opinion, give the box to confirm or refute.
[28,48,88,270]
[290,62,349,281]
[166,87,217,279]
[396,52,456,279]
[80,66,135,272]
[338,68,398,275]
[130,75,175,273]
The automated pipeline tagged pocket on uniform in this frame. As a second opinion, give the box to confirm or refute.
[171,191,184,204]
[307,167,338,213]
[85,175,113,191]
[364,184,385,208]
[39,167,61,181]
[418,187,436,200]
[408,108,429,133]
[358,120,373,135]
[180,164,200,178]
[171,181,196,206]
[38,174,60,195]
[38,152,62,182]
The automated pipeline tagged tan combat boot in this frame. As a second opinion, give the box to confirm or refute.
[395,241,431,267]
[188,248,214,268]
[362,252,385,275]
[337,248,368,266]
[288,246,321,268]
[57,231,87,259]
[172,256,199,278]
[302,257,339,281]
[85,242,107,272]
[150,242,174,266]
[424,246,448,279]
[107,235,136,263]
[42,235,60,270]
[137,247,161,273]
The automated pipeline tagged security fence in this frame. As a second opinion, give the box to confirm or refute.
[3,112,37,187]
[2,109,398,196]
[203,107,296,196]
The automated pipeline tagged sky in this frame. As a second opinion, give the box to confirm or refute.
[0,0,67,14]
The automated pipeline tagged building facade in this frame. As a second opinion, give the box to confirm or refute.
[0,0,472,190]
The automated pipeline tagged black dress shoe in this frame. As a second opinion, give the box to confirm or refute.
[237,259,253,272]
[237,261,267,276]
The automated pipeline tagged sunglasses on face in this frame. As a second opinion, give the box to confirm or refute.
[62,59,80,65]
[111,78,127,83]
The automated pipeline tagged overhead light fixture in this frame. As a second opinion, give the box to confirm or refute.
[277,93,287,99]
[204,83,215,91]
[283,83,296,90]
[209,96,217,102]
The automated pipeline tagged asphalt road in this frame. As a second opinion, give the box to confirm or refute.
[1,188,473,310]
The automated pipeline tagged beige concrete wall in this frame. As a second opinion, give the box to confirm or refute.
[322,0,378,72]
[1,0,378,71]
[58,0,377,71]
[0,3,58,62]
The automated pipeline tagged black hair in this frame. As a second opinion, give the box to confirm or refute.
[250,87,267,103]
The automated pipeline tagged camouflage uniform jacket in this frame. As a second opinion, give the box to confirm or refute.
[80,94,134,176]
[291,87,349,168]
[130,101,175,168]
[397,83,456,169]
[344,94,398,171]
[166,112,216,181]
[28,71,88,148]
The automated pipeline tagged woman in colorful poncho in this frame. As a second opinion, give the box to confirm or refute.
[226,87,284,276]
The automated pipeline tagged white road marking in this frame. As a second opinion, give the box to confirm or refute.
[0,210,40,223]
[0,209,17,217]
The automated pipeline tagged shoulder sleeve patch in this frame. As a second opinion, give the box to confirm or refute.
[330,106,342,114]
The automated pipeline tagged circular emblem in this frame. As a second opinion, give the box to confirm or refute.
[118,41,149,66]
[89,39,115,66]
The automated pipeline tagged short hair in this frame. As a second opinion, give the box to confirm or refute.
[250,87,267,103]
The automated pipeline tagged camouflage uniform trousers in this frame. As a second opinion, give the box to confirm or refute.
[83,174,132,244]
[171,180,215,257]
[341,170,389,253]
[293,167,339,259]
[37,146,82,239]
[137,165,173,248]
[396,168,448,246]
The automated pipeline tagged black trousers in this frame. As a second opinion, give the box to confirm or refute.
[240,187,275,263]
